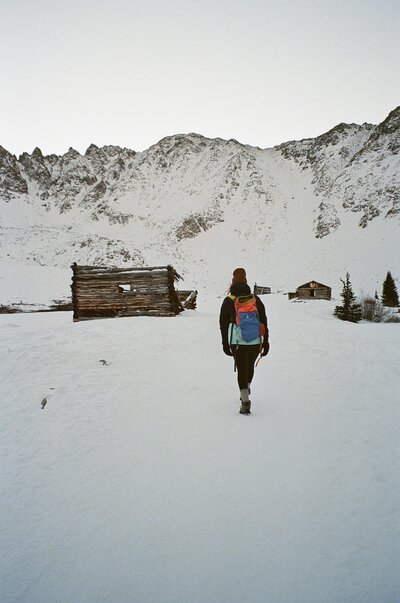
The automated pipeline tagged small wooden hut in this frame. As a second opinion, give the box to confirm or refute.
[254,284,271,295]
[71,264,183,321]
[288,280,331,301]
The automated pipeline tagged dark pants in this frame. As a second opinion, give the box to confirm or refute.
[234,345,260,390]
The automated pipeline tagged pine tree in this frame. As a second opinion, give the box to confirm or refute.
[334,273,362,322]
[381,271,399,307]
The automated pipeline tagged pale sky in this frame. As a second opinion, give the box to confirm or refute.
[0,0,399,156]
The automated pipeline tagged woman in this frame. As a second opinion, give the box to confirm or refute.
[219,268,270,414]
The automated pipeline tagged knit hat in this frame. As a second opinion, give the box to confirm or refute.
[231,267,247,285]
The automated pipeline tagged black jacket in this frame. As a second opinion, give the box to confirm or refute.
[219,283,269,349]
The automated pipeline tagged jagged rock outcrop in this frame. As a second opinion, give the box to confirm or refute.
[19,147,52,193]
[325,106,400,229]
[0,146,28,199]
[0,107,399,267]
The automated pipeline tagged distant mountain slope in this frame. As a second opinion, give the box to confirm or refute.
[0,107,399,292]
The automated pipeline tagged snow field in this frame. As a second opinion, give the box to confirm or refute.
[1,295,399,603]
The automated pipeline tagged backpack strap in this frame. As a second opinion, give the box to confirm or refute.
[228,295,238,372]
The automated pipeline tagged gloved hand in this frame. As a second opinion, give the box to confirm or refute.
[223,343,233,356]
[262,340,270,356]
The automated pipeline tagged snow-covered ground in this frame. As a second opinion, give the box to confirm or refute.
[1,295,399,603]
[0,260,71,308]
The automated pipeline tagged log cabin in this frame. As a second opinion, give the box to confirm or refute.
[254,284,271,295]
[288,280,331,301]
[71,264,183,321]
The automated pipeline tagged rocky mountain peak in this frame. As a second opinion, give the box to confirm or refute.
[0,145,16,161]
[315,121,374,147]
[152,133,205,153]
[85,144,100,155]
[32,147,44,159]
[19,147,45,163]
[0,106,398,268]
[0,146,28,199]
[350,106,400,162]
[65,147,81,159]
[377,106,400,135]
[360,106,400,156]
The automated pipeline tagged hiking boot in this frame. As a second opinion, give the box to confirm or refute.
[240,400,251,415]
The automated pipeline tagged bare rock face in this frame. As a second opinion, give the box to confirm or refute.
[327,106,400,229]
[176,204,224,240]
[354,106,400,156]
[80,180,107,208]
[18,147,52,191]
[302,123,376,237]
[277,108,399,238]
[0,146,28,199]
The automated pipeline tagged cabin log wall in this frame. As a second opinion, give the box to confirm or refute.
[288,281,331,301]
[297,288,331,299]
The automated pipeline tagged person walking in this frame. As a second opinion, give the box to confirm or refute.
[219,268,269,414]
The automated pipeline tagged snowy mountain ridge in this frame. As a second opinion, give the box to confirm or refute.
[0,107,399,294]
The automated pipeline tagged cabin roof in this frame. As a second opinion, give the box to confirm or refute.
[71,264,182,282]
[297,280,331,290]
